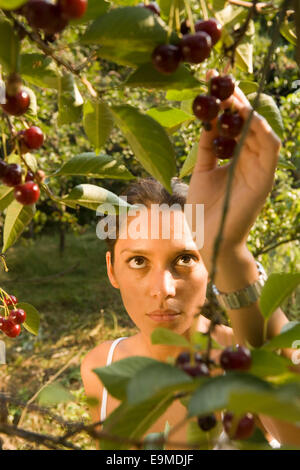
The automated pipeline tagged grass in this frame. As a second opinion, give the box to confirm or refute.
[0,228,299,449]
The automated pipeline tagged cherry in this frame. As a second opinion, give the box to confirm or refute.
[213,136,236,159]
[181,361,210,377]
[0,159,8,178]
[0,316,4,330]
[22,126,44,150]
[179,32,212,63]
[195,18,222,46]
[59,0,88,19]
[1,90,30,116]
[4,295,18,306]
[223,412,255,440]
[9,309,26,325]
[14,182,40,205]
[218,110,244,138]
[24,0,68,35]
[1,319,16,335]
[151,44,182,74]
[210,75,235,101]
[175,351,204,367]
[1,164,22,187]
[25,171,35,182]
[192,95,220,122]
[180,19,191,35]
[197,413,217,431]
[220,345,252,371]
[5,323,22,338]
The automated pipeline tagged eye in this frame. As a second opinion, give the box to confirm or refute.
[176,254,198,267]
[127,256,147,269]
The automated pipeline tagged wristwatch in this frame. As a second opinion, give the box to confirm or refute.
[211,261,268,310]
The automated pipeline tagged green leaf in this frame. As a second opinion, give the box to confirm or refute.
[83,101,114,149]
[127,361,196,405]
[0,0,27,8]
[190,331,223,350]
[179,141,198,178]
[100,393,175,450]
[126,63,201,90]
[259,273,300,320]
[0,186,14,211]
[61,184,134,212]
[54,152,134,180]
[235,41,253,73]
[247,93,284,139]
[280,21,297,46]
[248,349,291,378]
[38,382,75,406]
[20,53,60,89]
[58,73,83,125]
[262,321,300,351]
[228,383,300,424]
[3,201,35,252]
[110,105,176,193]
[159,0,184,21]
[81,6,171,65]
[277,158,297,171]
[142,431,165,450]
[151,327,191,348]
[146,106,194,128]
[188,373,271,417]
[0,18,20,73]
[17,302,40,336]
[70,0,110,24]
[93,356,157,401]
[166,89,202,101]
[238,81,259,95]
[23,153,38,173]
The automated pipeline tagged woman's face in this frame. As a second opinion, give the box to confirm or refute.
[106,206,208,336]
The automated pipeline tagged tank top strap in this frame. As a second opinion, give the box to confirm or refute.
[100,337,128,423]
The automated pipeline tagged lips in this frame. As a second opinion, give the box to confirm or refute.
[148,309,180,316]
[147,309,181,322]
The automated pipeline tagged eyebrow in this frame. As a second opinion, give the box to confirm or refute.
[120,248,199,255]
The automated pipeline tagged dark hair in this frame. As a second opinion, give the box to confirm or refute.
[104,176,189,265]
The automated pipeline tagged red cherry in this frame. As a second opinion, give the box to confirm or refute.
[1,90,30,116]
[14,182,40,205]
[197,414,217,431]
[5,323,22,338]
[1,164,23,187]
[192,95,220,122]
[195,18,223,46]
[213,136,236,159]
[24,0,68,34]
[0,316,4,330]
[175,351,204,367]
[220,345,252,371]
[23,126,44,150]
[4,295,18,306]
[223,412,255,440]
[179,32,212,64]
[210,75,235,101]
[151,44,182,74]
[1,319,16,335]
[9,309,26,325]
[181,361,210,377]
[58,0,87,19]
[218,110,244,138]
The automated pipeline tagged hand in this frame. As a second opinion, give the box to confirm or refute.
[186,70,281,273]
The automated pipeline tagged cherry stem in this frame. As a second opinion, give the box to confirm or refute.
[167,1,175,43]
[200,0,209,20]
[174,0,181,35]
[0,256,9,273]
[183,0,195,34]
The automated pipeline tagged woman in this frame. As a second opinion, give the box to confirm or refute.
[81,71,300,449]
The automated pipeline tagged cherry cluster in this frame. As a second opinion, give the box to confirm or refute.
[0,295,26,338]
[13,0,88,37]
[151,16,222,75]
[192,75,244,159]
[175,345,255,440]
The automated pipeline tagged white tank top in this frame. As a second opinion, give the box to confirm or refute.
[100,337,128,422]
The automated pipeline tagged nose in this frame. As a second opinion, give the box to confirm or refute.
[149,268,176,299]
